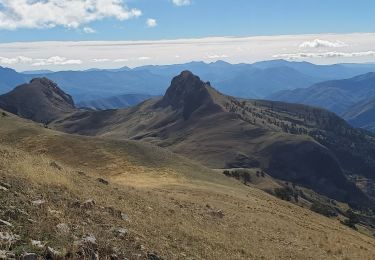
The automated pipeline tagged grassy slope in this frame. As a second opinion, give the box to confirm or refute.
[1,112,375,259]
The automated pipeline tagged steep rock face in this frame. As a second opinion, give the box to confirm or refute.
[156,71,224,119]
[0,78,75,123]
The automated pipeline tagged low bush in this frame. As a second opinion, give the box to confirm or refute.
[310,202,337,217]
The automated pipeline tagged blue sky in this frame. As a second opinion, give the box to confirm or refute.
[0,0,374,43]
[0,0,375,70]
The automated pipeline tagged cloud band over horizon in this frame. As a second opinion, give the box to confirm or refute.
[1,33,375,71]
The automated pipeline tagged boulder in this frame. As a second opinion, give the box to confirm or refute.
[31,199,46,207]
[21,253,38,260]
[97,178,109,185]
[82,199,96,209]
[0,219,12,227]
[0,232,20,246]
[56,223,70,234]
[112,228,128,239]
[31,239,44,249]
[49,161,62,170]
[75,234,99,260]
[44,246,61,259]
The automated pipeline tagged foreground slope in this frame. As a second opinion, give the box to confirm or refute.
[52,71,375,208]
[1,111,375,259]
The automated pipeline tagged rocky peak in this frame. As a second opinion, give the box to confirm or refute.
[0,77,75,123]
[28,78,75,108]
[157,71,220,119]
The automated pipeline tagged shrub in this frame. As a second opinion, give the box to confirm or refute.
[243,172,251,185]
[222,169,252,184]
[310,202,337,217]
[223,170,231,177]
[342,209,359,229]
[274,187,295,201]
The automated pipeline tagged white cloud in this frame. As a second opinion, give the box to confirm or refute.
[0,56,33,65]
[92,58,110,62]
[299,39,347,48]
[114,58,129,62]
[274,51,375,60]
[83,27,96,34]
[0,55,82,66]
[207,54,229,59]
[146,18,157,28]
[2,33,375,70]
[32,56,82,66]
[172,0,191,6]
[0,0,142,30]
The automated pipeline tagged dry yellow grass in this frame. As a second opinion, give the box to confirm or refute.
[1,112,375,259]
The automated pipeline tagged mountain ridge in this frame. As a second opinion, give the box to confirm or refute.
[42,71,375,209]
[269,72,375,115]
[4,59,375,104]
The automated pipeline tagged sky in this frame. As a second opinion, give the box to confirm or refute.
[0,0,375,71]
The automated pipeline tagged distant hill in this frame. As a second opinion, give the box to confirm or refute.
[48,71,375,208]
[214,66,317,98]
[269,72,375,115]
[253,59,375,79]
[77,93,155,110]
[0,78,76,123]
[343,97,375,132]
[0,66,27,93]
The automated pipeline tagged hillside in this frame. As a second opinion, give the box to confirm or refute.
[343,97,375,132]
[77,93,155,110]
[269,72,375,115]
[0,78,76,124]
[1,110,375,259]
[49,71,375,209]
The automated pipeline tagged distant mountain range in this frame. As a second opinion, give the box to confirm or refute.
[269,72,375,132]
[2,59,375,103]
[2,60,375,132]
